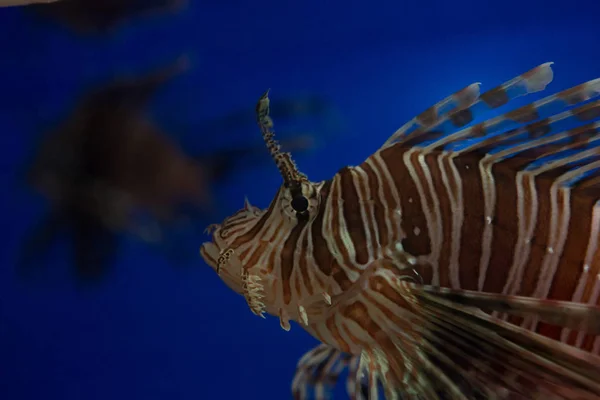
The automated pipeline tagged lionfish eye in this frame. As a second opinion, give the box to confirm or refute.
[291,195,309,213]
[256,90,316,221]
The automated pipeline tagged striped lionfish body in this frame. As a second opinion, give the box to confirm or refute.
[200,63,600,399]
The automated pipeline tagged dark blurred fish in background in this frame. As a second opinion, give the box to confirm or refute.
[0,0,59,7]
[16,55,339,284]
[24,0,186,33]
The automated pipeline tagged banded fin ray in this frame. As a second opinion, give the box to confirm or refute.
[382,63,600,157]
[292,259,600,399]
[362,268,600,399]
[402,279,600,399]
[291,344,365,400]
[383,62,559,148]
[410,284,600,335]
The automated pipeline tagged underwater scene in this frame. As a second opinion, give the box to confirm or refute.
[2,0,600,399]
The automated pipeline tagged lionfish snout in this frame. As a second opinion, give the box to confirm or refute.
[199,223,223,273]
[199,221,249,298]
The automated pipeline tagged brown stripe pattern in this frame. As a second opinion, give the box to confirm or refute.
[200,63,600,399]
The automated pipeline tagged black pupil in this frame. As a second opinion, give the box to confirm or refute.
[291,195,309,213]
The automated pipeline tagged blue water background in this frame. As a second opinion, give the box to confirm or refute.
[1,1,599,399]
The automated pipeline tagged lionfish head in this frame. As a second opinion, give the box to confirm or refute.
[200,197,262,261]
[200,90,322,299]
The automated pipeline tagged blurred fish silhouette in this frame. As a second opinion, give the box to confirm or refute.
[0,0,59,7]
[17,57,320,284]
[26,0,185,33]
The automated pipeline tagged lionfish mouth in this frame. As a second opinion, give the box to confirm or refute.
[199,241,219,271]
[199,224,250,300]
[199,223,222,272]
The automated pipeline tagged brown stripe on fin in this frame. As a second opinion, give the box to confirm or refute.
[383,62,556,148]
[403,279,600,398]
[383,83,481,147]
[291,344,362,400]
[407,76,600,153]
[480,62,554,108]
[335,266,600,399]
[410,284,600,334]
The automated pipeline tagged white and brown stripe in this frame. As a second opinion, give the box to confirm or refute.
[307,63,600,354]
[200,63,600,398]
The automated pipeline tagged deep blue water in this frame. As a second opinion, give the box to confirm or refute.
[1,1,600,399]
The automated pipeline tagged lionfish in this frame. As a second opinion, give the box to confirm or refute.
[200,63,600,399]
